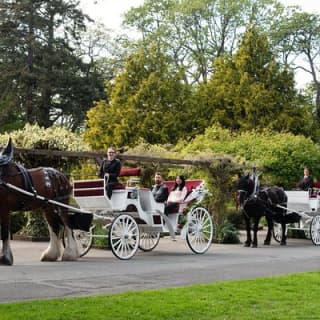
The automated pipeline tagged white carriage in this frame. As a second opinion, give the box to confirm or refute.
[72,169,214,260]
[273,190,320,245]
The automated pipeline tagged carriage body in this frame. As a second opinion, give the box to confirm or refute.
[272,190,320,245]
[72,171,213,259]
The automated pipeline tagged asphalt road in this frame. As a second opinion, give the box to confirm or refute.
[0,232,319,303]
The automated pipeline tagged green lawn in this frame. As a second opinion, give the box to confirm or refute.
[1,271,320,320]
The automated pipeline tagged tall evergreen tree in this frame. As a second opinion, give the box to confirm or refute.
[0,0,106,131]
[196,26,312,135]
[84,47,195,149]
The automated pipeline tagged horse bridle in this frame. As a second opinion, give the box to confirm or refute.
[237,189,254,209]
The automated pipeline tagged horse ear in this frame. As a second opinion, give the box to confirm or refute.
[0,137,13,165]
[3,137,13,155]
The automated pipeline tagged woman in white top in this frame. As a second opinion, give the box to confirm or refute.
[165,175,187,214]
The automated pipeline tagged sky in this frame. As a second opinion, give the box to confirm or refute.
[79,0,320,31]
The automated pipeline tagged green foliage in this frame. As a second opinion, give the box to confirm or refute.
[225,208,245,229]
[84,47,196,148]
[195,26,314,137]
[215,221,241,244]
[175,125,320,188]
[10,212,28,236]
[19,212,49,238]
[124,0,286,85]
[0,0,106,130]
[273,11,320,130]
[91,222,108,248]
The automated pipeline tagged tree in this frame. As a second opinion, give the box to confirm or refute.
[175,125,320,188]
[124,0,286,84]
[271,11,320,126]
[84,47,196,149]
[195,26,313,136]
[0,0,106,131]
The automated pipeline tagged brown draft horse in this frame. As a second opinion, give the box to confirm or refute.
[0,138,92,265]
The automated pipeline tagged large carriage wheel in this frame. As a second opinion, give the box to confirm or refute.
[109,214,140,260]
[139,231,161,252]
[186,207,213,254]
[310,215,320,245]
[73,226,94,257]
[272,222,286,243]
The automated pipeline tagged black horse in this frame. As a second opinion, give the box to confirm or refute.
[237,173,299,247]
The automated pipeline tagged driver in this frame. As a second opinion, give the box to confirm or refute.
[98,147,121,198]
[297,167,313,191]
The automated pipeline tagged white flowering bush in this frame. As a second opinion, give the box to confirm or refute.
[0,124,90,170]
[0,123,89,151]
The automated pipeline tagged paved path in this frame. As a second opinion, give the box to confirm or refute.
[0,232,319,303]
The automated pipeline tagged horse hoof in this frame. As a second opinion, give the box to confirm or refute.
[243,243,251,247]
[264,241,270,245]
[0,255,13,266]
[280,241,287,246]
[40,251,59,262]
[251,243,257,248]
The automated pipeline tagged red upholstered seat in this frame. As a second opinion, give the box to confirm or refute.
[73,168,141,198]
[164,179,203,194]
[119,168,141,177]
[73,180,103,189]
[313,181,320,188]
[74,188,104,197]
[164,179,204,214]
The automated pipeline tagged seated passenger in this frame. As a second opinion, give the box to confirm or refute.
[165,175,187,214]
[297,167,313,191]
[152,172,169,203]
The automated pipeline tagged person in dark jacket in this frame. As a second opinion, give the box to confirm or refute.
[98,147,121,198]
[297,167,313,191]
[152,172,169,203]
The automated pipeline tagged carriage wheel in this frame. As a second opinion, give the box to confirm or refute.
[73,226,94,257]
[272,222,285,243]
[109,214,140,260]
[186,207,213,254]
[310,215,320,245]
[139,231,161,252]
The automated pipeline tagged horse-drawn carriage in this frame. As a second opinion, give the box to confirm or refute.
[0,138,213,265]
[237,170,320,247]
[273,190,320,245]
[72,169,214,259]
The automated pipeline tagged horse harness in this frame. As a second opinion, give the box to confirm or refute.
[241,188,287,218]
[0,162,69,208]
